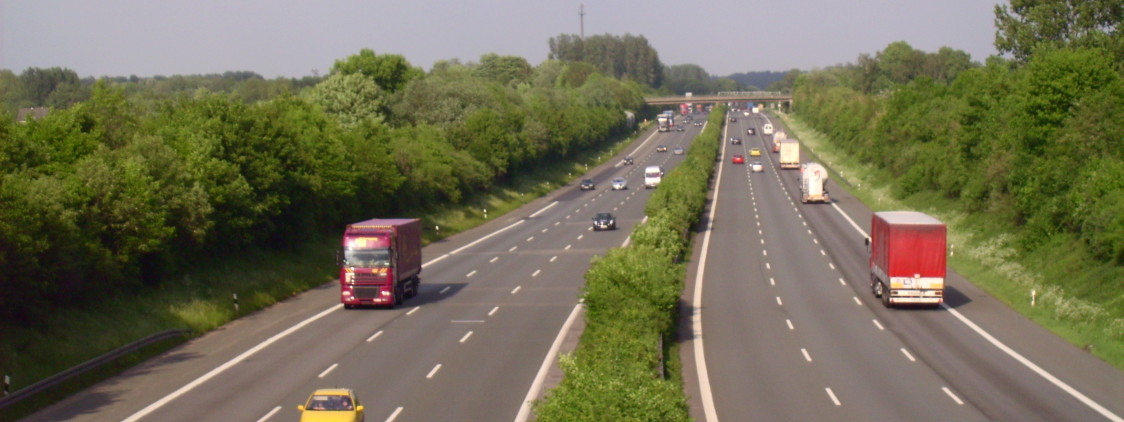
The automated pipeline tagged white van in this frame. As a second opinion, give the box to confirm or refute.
[762,123,774,135]
[644,165,664,189]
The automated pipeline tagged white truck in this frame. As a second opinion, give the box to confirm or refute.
[657,115,670,132]
[644,165,664,189]
[762,123,774,136]
[779,139,800,169]
[800,163,830,203]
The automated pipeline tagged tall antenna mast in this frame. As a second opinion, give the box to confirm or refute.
[580,4,585,39]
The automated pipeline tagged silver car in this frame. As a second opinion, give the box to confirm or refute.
[611,177,628,190]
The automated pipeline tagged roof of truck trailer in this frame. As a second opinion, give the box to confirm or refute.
[876,211,943,225]
[348,218,419,228]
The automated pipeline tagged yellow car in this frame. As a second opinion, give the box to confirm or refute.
[750,148,762,156]
[298,388,365,422]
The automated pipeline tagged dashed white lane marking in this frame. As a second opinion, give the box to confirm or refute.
[565,244,572,250]
[532,269,541,277]
[406,306,420,316]
[489,307,499,316]
[766,262,771,270]
[366,331,383,342]
[489,257,499,263]
[853,297,862,306]
[872,320,885,331]
[829,262,836,270]
[466,270,476,278]
[459,331,473,343]
[802,348,813,362]
[426,364,442,379]
[838,277,846,286]
[318,363,338,378]
[776,297,783,306]
[511,286,522,294]
[577,234,584,240]
[554,221,560,226]
[509,246,518,252]
[256,406,281,422]
[901,348,917,362]
[439,286,451,294]
[770,277,776,286]
[943,387,965,405]
[786,319,794,330]
[526,236,534,242]
[820,249,826,256]
[825,388,841,406]
[386,407,404,422]
[763,250,768,256]
[550,256,558,262]
[541,228,548,233]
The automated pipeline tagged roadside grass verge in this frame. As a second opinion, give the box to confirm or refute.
[781,113,1124,370]
[0,125,647,421]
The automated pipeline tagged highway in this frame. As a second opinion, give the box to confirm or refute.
[681,109,1124,421]
[24,118,704,421]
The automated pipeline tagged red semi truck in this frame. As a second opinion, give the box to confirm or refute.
[867,211,946,308]
[339,218,422,308]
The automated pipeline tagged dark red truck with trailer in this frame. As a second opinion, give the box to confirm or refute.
[339,218,422,308]
[867,211,946,308]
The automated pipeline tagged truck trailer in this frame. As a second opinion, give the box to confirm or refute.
[779,139,801,169]
[867,212,946,308]
[339,218,422,308]
[800,163,830,203]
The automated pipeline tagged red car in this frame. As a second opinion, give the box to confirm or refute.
[732,154,745,164]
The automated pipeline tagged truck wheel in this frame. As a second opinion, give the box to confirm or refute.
[872,280,883,297]
[880,284,892,308]
[392,286,403,308]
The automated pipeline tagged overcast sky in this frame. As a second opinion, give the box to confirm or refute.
[1,0,1002,79]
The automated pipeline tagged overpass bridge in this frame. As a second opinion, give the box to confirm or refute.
[645,91,793,109]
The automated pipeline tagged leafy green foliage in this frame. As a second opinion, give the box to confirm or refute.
[548,33,664,88]
[995,0,1124,63]
[330,48,423,93]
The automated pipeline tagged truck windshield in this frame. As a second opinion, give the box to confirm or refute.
[344,249,391,268]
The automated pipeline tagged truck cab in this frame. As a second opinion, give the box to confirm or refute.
[644,165,664,189]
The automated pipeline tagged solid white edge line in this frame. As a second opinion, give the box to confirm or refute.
[255,406,281,422]
[406,306,420,315]
[829,198,1122,422]
[447,220,526,257]
[366,331,383,342]
[529,201,558,218]
[515,302,584,422]
[122,305,343,422]
[691,118,730,422]
[943,305,1123,421]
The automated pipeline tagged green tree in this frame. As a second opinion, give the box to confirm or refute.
[995,0,1124,62]
[475,53,533,87]
[331,48,424,93]
[304,72,388,128]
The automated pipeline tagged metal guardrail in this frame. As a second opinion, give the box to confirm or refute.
[0,329,189,411]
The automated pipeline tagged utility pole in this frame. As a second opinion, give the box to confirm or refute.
[579,3,585,40]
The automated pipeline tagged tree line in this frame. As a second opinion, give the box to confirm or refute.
[794,1,1124,265]
[0,49,647,324]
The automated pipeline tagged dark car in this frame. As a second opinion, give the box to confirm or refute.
[579,179,595,190]
[623,156,634,165]
[592,212,617,231]
[676,126,685,132]
[730,137,742,145]
[747,128,756,135]
[656,145,668,152]
[729,117,737,122]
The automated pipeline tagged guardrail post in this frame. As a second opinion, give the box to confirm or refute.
[4,375,9,396]
[233,293,239,314]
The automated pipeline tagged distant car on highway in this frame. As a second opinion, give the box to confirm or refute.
[747,128,756,135]
[656,145,668,152]
[729,117,737,122]
[673,146,685,155]
[694,122,703,127]
[623,156,634,165]
[298,388,364,422]
[579,179,595,190]
[750,148,762,156]
[611,177,628,190]
[732,154,745,164]
[751,162,764,172]
[730,137,742,145]
[676,126,685,132]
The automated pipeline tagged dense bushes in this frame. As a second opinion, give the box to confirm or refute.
[535,107,724,421]
[0,54,645,325]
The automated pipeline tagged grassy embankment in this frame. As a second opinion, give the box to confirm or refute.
[779,113,1124,370]
[0,124,647,421]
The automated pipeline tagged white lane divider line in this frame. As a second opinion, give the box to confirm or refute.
[511,286,522,295]
[550,256,558,262]
[385,407,404,422]
[801,348,813,362]
[766,262,771,270]
[489,257,499,263]
[406,306,420,316]
[439,286,451,294]
[838,277,846,286]
[776,297,783,306]
[577,234,584,240]
[516,302,584,422]
[256,406,281,422]
[820,249,826,256]
[541,228,548,233]
[529,201,558,218]
[367,331,383,342]
[763,250,768,256]
[509,246,518,252]
[526,236,534,242]
[786,319,794,330]
[318,363,338,378]
[900,348,917,362]
[532,269,541,277]
[426,364,442,379]
[489,306,499,316]
[829,262,835,270]
[466,270,476,278]
[942,387,965,405]
[770,277,776,286]
[853,297,862,306]
[459,331,473,343]
[872,320,884,331]
[825,388,841,406]
[565,244,572,250]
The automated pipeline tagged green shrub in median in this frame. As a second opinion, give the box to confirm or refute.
[535,107,725,421]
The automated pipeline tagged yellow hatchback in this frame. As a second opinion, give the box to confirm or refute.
[750,148,762,156]
[298,388,365,422]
